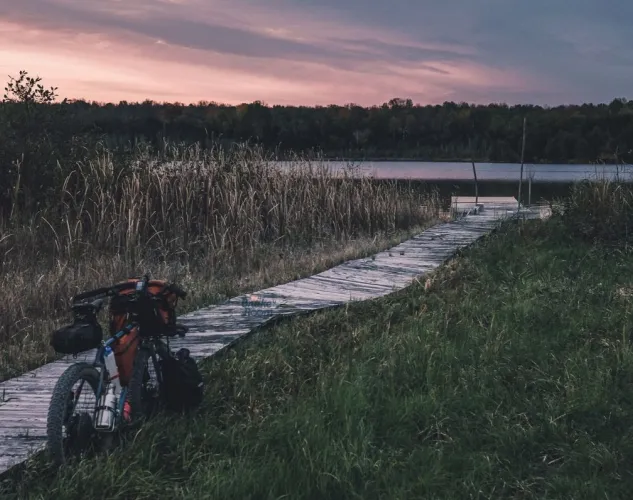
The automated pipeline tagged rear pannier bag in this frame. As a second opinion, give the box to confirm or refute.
[109,278,180,337]
[50,307,103,355]
[159,348,204,413]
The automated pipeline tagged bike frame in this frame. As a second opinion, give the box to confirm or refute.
[66,274,185,434]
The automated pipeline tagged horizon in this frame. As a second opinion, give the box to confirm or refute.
[1,1,631,107]
[35,96,631,108]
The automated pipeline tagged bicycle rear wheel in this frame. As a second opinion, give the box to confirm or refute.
[126,346,163,426]
[46,362,100,466]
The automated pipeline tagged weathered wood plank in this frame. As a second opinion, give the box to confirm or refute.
[0,202,544,475]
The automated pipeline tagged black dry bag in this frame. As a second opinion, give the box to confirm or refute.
[160,348,204,413]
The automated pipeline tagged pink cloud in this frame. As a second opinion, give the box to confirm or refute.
[0,0,548,105]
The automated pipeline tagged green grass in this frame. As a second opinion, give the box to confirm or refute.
[4,215,633,499]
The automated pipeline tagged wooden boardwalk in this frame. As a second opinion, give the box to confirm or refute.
[0,199,543,475]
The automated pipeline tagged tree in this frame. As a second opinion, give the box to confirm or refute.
[0,71,86,217]
[3,70,61,112]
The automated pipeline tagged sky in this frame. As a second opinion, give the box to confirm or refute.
[0,0,631,106]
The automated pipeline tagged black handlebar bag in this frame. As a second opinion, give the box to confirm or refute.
[50,305,103,355]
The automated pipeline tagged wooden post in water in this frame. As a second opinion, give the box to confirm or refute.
[517,117,527,211]
[471,159,479,208]
[528,171,532,207]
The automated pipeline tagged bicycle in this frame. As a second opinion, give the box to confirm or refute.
[46,274,188,466]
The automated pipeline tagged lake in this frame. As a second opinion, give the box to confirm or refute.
[150,159,632,183]
[289,161,633,182]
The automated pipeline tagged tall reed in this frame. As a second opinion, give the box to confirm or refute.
[0,142,440,380]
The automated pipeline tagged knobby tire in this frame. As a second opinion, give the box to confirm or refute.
[46,362,100,466]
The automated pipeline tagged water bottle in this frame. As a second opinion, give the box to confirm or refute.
[95,385,117,430]
[103,346,121,393]
[94,346,121,430]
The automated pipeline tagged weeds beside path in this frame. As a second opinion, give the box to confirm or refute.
[5,209,633,499]
[0,143,440,381]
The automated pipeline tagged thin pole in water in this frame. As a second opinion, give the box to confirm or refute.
[471,159,478,207]
[517,116,527,212]
[528,172,532,207]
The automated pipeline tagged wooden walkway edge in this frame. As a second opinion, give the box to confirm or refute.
[0,200,542,475]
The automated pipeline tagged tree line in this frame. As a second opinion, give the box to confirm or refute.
[40,95,633,163]
[24,96,633,163]
[2,72,633,163]
[1,71,633,215]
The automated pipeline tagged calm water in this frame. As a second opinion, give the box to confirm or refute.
[286,161,632,182]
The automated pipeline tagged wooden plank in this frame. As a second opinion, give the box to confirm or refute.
[0,201,543,475]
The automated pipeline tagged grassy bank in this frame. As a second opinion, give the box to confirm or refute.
[0,143,441,382]
[4,180,633,499]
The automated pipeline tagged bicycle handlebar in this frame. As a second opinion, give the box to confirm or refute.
[72,286,112,303]
[71,297,106,313]
[72,279,187,304]
[167,283,187,299]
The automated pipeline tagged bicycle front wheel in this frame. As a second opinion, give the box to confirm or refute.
[46,362,100,466]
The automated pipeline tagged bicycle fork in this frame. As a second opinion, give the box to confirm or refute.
[93,351,130,433]
[92,327,135,433]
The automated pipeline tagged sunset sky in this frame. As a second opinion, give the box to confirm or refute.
[1,0,631,106]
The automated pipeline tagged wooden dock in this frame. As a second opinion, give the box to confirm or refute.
[0,198,544,475]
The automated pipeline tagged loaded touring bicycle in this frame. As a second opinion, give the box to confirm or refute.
[47,274,204,465]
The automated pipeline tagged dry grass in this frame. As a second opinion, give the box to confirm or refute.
[0,142,441,381]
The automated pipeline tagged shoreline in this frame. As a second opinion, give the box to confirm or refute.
[289,157,626,166]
